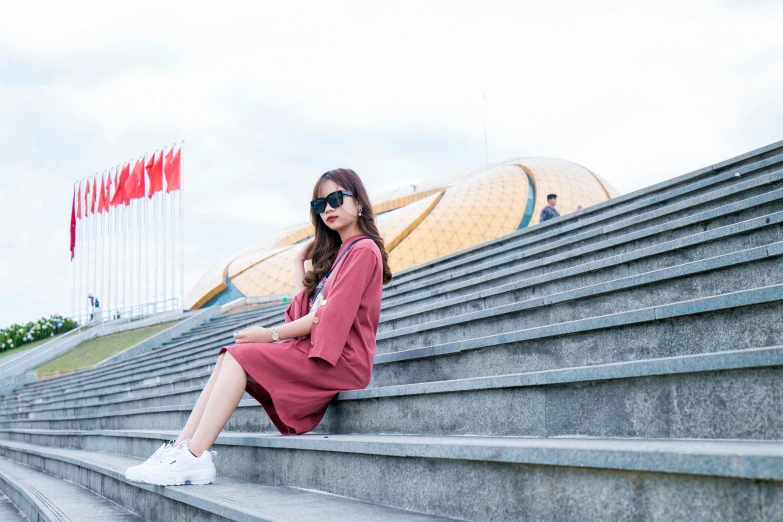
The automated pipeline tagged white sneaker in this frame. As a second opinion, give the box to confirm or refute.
[125,440,176,482]
[136,440,217,486]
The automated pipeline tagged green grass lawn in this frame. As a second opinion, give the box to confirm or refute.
[36,320,181,376]
[0,329,79,360]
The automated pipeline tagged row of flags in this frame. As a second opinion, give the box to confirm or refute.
[69,146,182,260]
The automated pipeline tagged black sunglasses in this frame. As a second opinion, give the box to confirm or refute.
[310,190,354,214]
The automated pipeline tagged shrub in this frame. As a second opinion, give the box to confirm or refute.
[0,314,78,353]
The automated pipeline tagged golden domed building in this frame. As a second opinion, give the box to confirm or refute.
[185,157,619,309]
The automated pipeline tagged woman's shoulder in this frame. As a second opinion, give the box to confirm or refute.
[353,237,382,258]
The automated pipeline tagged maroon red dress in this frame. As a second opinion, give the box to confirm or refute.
[218,234,384,435]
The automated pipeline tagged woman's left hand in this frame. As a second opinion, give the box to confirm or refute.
[233,326,272,344]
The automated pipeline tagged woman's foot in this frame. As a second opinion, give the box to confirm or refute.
[125,440,175,482]
[136,440,217,486]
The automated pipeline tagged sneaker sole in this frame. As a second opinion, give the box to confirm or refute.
[136,469,216,486]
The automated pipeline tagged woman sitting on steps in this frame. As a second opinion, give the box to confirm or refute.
[125,168,392,486]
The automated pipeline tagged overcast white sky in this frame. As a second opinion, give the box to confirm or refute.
[1,0,781,326]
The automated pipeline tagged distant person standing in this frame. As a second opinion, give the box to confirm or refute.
[87,293,102,323]
[539,194,560,222]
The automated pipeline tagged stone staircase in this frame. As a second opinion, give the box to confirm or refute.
[0,141,782,520]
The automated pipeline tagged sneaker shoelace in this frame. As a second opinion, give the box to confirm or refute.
[166,439,191,465]
[144,440,174,464]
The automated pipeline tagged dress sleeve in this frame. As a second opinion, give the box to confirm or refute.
[308,247,377,366]
[284,289,310,323]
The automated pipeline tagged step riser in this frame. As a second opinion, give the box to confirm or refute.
[2,348,222,410]
[5,387,205,420]
[5,373,211,415]
[24,363,215,408]
[372,303,783,386]
[0,446,229,522]
[16,360,216,406]
[0,435,777,522]
[17,331,230,397]
[377,246,783,338]
[2,366,781,440]
[23,251,774,407]
[391,192,783,302]
[8,299,783,416]
[17,309,283,396]
[0,477,44,522]
[15,205,779,400]
[381,220,782,321]
[377,259,783,354]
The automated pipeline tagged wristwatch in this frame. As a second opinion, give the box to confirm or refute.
[270,327,280,342]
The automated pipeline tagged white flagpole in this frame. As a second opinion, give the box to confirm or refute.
[154,181,158,314]
[170,180,175,310]
[135,184,139,317]
[169,172,174,311]
[107,173,113,320]
[95,184,106,320]
[162,171,167,312]
[122,196,126,317]
[180,143,185,310]
[146,170,150,316]
[80,180,86,324]
[100,175,105,323]
[138,158,143,317]
[77,183,83,324]
[114,170,120,319]
[91,177,97,321]
[71,183,76,318]
[128,175,134,317]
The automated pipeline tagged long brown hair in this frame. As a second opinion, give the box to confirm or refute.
[303,168,392,297]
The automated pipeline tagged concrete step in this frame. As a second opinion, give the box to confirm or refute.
[11,305,288,401]
[382,203,783,320]
[389,146,783,289]
[13,184,782,405]
[375,263,783,355]
[372,287,783,386]
[0,441,448,522]
[378,239,783,336]
[0,491,25,521]
[386,174,783,303]
[0,435,778,521]
[10,219,782,412]
[5,284,782,418]
[2,346,781,440]
[0,455,143,521]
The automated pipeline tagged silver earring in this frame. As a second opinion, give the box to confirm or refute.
[358,207,363,216]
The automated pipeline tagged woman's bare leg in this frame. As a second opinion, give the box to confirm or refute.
[187,352,247,455]
[174,352,227,445]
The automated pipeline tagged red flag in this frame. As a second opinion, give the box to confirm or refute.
[106,171,113,209]
[90,177,97,214]
[98,174,106,213]
[164,147,181,192]
[116,164,130,206]
[70,187,76,260]
[136,156,147,199]
[147,151,164,198]
[124,160,141,203]
[84,179,91,216]
[76,183,82,219]
[110,170,120,207]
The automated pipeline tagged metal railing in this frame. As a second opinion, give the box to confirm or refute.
[73,297,181,330]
